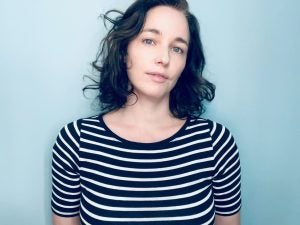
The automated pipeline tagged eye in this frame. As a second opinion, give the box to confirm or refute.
[172,47,184,54]
[142,39,155,45]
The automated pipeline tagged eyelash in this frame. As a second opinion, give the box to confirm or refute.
[142,38,185,55]
[142,39,155,45]
[172,47,184,54]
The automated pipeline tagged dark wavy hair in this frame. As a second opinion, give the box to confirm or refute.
[84,0,215,119]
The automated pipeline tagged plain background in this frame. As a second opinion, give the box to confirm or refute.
[1,0,299,224]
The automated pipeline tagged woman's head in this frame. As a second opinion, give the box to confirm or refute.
[88,0,215,118]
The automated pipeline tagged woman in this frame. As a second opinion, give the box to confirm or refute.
[51,0,241,224]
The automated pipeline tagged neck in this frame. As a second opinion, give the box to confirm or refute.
[120,94,175,125]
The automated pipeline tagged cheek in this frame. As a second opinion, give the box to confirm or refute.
[174,61,186,77]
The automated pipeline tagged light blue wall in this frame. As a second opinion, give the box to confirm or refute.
[0,1,299,224]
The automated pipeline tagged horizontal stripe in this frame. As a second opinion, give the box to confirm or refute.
[81,137,212,154]
[79,157,214,173]
[81,166,213,182]
[81,189,212,211]
[52,207,79,216]
[80,147,212,163]
[81,183,210,201]
[82,129,120,142]
[52,198,80,209]
[52,190,80,203]
[52,175,80,189]
[172,129,210,141]
[81,167,213,182]
[52,183,80,196]
[81,175,212,192]
[80,200,215,222]
[82,123,105,131]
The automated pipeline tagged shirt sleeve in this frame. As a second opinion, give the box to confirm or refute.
[51,120,81,217]
[210,121,242,215]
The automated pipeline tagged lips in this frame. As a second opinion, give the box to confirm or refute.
[146,72,168,83]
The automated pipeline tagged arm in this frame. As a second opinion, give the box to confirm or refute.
[51,121,81,224]
[52,214,81,225]
[215,212,240,225]
[210,122,242,224]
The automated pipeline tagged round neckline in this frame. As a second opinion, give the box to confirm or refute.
[98,114,189,147]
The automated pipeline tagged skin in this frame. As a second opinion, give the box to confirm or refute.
[52,215,80,225]
[125,6,189,103]
[53,6,240,225]
[215,212,241,225]
[104,5,190,143]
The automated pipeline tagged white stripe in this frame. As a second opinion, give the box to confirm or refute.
[215,146,237,174]
[213,173,241,190]
[214,133,232,159]
[73,121,80,136]
[172,129,210,141]
[215,205,241,215]
[80,199,214,222]
[65,125,79,148]
[81,129,120,142]
[52,207,79,216]
[214,189,241,202]
[81,166,213,182]
[52,183,80,196]
[52,155,77,176]
[82,123,105,131]
[81,189,212,211]
[212,125,225,147]
[210,121,217,136]
[58,133,79,165]
[81,138,211,154]
[215,196,241,208]
[80,147,212,163]
[214,181,240,196]
[81,176,212,192]
[190,118,206,122]
[81,183,210,201]
[82,118,99,122]
[52,166,80,182]
[52,190,80,203]
[186,122,208,130]
[223,154,239,174]
[80,156,213,173]
[51,197,80,209]
[52,149,77,174]
[80,215,92,225]
[214,163,240,183]
[52,174,80,189]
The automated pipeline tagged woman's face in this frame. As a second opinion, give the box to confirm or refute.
[126,6,190,101]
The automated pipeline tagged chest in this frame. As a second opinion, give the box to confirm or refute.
[77,129,216,224]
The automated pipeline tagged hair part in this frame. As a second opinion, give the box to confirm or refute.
[84,0,215,118]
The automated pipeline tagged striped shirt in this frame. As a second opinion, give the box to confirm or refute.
[51,115,241,225]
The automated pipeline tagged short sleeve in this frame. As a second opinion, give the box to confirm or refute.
[51,120,81,217]
[210,121,241,215]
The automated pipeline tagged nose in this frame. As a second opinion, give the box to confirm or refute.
[155,47,170,66]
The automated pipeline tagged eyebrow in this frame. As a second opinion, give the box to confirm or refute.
[142,28,189,47]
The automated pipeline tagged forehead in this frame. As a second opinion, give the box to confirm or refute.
[142,6,190,42]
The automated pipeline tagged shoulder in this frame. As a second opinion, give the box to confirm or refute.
[56,115,101,139]
[187,117,236,143]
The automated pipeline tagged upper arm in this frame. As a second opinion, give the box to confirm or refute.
[52,214,81,225]
[51,121,81,217]
[210,121,242,214]
[215,212,240,225]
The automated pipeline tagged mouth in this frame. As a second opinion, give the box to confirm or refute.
[146,72,168,82]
